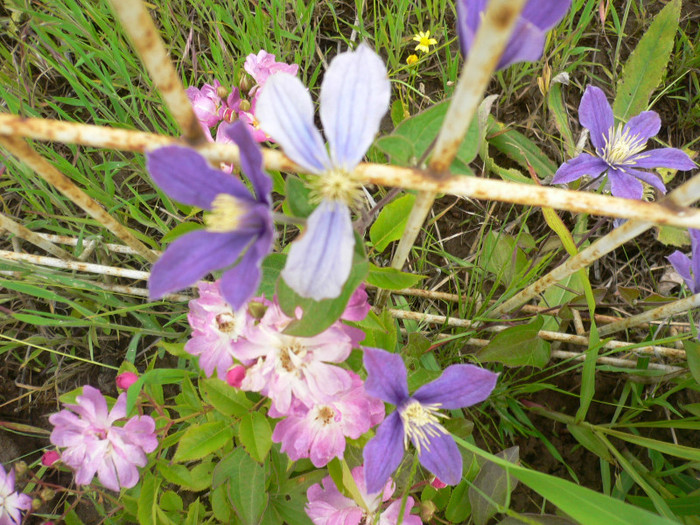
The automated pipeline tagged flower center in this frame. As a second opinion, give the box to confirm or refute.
[279,340,307,373]
[309,168,364,207]
[205,193,247,233]
[600,124,646,166]
[399,400,448,455]
[314,406,336,425]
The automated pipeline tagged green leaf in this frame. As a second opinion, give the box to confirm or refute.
[486,116,557,178]
[172,420,235,463]
[351,309,397,351]
[161,221,204,244]
[239,412,273,463]
[126,368,193,416]
[656,225,689,247]
[612,0,681,120]
[480,231,529,287]
[469,446,519,525]
[445,480,471,523]
[370,193,416,253]
[684,340,700,385]
[477,317,550,368]
[285,176,314,218]
[225,448,268,525]
[566,425,614,464]
[201,378,254,418]
[137,473,161,525]
[277,236,369,337]
[376,100,478,174]
[258,253,286,298]
[367,263,426,290]
[156,461,213,492]
[547,84,575,157]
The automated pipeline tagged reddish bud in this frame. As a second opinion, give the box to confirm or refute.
[226,366,246,388]
[431,477,447,489]
[41,450,60,467]
[116,372,138,391]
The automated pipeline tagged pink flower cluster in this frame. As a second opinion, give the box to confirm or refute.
[305,465,422,525]
[185,281,383,467]
[49,386,158,491]
[186,50,299,149]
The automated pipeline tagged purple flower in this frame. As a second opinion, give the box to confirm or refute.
[668,229,700,294]
[457,0,572,70]
[256,44,390,300]
[49,385,158,491]
[362,347,498,493]
[0,465,32,525]
[272,372,384,467]
[552,86,695,199]
[305,465,422,525]
[147,121,274,310]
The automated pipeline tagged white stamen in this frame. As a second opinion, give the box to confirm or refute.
[309,168,365,207]
[600,124,646,167]
[399,400,448,455]
[205,193,247,232]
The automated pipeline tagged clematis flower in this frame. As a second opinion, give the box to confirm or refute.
[49,385,158,491]
[413,31,437,53]
[668,229,700,294]
[551,86,695,199]
[256,43,390,300]
[0,464,32,525]
[457,0,572,70]
[272,372,384,467]
[362,347,498,493]
[305,465,422,525]
[147,121,274,310]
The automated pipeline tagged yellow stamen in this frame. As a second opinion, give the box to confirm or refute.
[399,400,448,455]
[308,168,365,207]
[601,124,647,166]
[204,193,247,233]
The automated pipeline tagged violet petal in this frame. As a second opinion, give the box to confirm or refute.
[551,153,608,185]
[579,86,614,151]
[497,20,547,69]
[521,0,572,30]
[608,168,643,200]
[418,432,463,486]
[623,168,666,193]
[623,111,660,145]
[362,347,409,405]
[223,121,272,203]
[630,148,696,171]
[363,412,405,494]
[413,364,498,409]
[667,251,693,292]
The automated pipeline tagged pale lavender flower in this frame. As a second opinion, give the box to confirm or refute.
[49,386,157,491]
[186,80,224,128]
[362,347,498,493]
[185,281,258,378]
[272,372,384,467]
[305,465,422,525]
[457,0,572,70]
[668,229,700,294]
[552,86,695,199]
[0,465,32,525]
[147,121,273,310]
[256,44,390,300]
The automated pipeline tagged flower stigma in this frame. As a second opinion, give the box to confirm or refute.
[600,124,647,167]
[399,400,448,454]
[204,193,247,232]
[279,339,308,374]
[309,168,365,207]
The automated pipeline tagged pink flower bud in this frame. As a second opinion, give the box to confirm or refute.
[116,372,138,391]
[226,366,246,388]
[431,477,447,489]
[41,450,60,467]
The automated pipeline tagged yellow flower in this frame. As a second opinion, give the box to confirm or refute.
[406,54,418,66]
[413,30,437,53]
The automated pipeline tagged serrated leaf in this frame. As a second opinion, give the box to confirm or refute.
[201,378,253,418]
[172,421,234,463]
[225,448,268,525]
[137,473,161,525]
[369,193,416,253]
[367,263,425,290]
[127,368,193,416]
[239,412,272,463]
[477,317,550,368]
[156,461,213,492]
[469,446,520,525]
[612,0,681,120]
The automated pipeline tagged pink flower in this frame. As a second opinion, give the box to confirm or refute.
[0,465,32,525]
[305,466,422,525]
[185,281,257,379]
[272,373,384,467]
[186,80,224,128]
[226,365,246,388]
[244,50,299,95]
[49,385,158,491]
[41,451,60,467]
[116,372,138,391]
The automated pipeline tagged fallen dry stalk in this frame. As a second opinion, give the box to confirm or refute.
[1,115,699,230]
[0,136,158,263]
[598,293,700,337]
[0,214,76,261]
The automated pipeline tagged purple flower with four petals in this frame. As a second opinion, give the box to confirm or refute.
[147,121,274,310]
[668,229,700,294]
[0,465,32,525]
[551,86,695,199]
[256,44,390,300]
[457,0,572,70]
[362,347,498,493]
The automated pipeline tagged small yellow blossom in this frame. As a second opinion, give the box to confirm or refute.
[406,54,418,66]
[413,31,437,53]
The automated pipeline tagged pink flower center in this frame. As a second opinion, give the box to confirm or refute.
[314,406,335,425]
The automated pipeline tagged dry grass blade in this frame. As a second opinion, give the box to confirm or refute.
[0,214,76,261]
[0,136,158,262]
[492,172,700,316]
[107,0,207,145]
[598,293,700,337]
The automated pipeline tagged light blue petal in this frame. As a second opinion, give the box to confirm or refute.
[281,200,355,300]
[255,73,330,173]
[320,44,390,170]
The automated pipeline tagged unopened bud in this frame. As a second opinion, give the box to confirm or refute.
[247,301,267,320]
[419,500,437,522]
[238,72,254,94]
[116,372,138,391]
[431,476,447,489]
[41,451,60,467]
[226,366,246,388]
[238,99,251,113]
[32,498,42,511]
[13,461,27,478]
[216,85,229,99]
[39,488,55,502]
